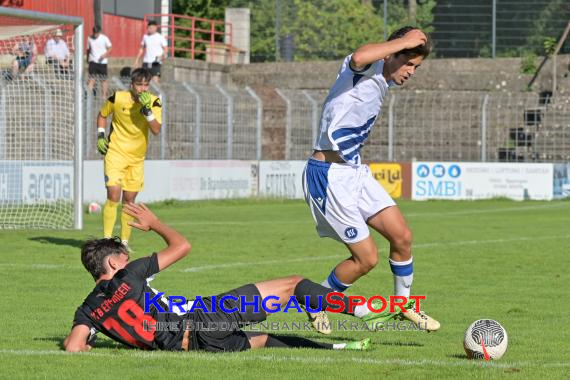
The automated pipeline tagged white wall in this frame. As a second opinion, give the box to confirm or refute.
[84,160,257,203]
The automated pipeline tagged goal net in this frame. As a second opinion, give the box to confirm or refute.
[0,7,83,229]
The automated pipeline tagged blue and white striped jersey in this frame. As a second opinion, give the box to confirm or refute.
[314,54,393,165]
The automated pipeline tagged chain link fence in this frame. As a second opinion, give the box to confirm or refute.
[84,78,261,161]
[82,79,570,163]
[431,0,570,58]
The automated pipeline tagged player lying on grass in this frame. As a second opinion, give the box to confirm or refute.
[63,204,391,353]
[302,26,440,334]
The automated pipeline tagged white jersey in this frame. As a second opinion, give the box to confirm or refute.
[314,54,393,165]
[141,33,168,63]
[45,39,69,60]
[88,34,112,64]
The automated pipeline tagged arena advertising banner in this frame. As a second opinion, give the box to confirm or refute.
[412,162,553,201]
[368,162,412,199]
[84,160,256,202]
[258,161,306,199]
[553,163,570,199]
[0,161,22,202]
[0,161,73,203]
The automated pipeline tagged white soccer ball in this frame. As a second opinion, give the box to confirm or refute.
[88,202,102,214]
[464,319,508,360]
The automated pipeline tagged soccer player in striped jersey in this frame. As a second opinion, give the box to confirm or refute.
[302,27,440,333]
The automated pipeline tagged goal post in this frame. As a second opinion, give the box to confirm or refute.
[0,6,83,229]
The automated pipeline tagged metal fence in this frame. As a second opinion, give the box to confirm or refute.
[82,80,570,163]
[431,0,570,58]
[258,0,570,61]
[84,78,261,161]
[275,89,570,163]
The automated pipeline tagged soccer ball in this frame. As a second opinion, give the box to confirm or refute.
[464,319,508,360]
[88,202,102,214]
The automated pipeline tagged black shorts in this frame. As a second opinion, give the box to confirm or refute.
[88,62,108,79]
[143,62,161,77]
[189,284,266,352]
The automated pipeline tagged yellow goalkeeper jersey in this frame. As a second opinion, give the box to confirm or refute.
[99,90,162,163]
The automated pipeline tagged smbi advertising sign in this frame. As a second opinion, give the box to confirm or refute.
[412,162,553,201]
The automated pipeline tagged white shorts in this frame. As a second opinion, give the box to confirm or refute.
[302,158,396,244]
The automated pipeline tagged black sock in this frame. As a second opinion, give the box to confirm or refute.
[294,279,354,315]
[265,334,333,350]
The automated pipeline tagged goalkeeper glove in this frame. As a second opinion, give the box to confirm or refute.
[97,128,108,155]
[138,91,155,122]
[138,91,152,108]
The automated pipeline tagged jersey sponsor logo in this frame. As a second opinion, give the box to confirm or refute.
[344,226,358,239]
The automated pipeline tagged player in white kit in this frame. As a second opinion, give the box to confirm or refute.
[302,27,440,334]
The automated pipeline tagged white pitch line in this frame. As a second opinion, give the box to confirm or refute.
[169,203,569,226]
[0,263,74,270]
[0,349,568,369]
[405,202,569,217]
[1,234,568,272]
[180,234,570,273]
[412,234,570,248]
[182,255,342,273]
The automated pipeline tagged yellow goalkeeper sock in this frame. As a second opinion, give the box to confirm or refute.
[103,200,119,238]
[120,209,134,243]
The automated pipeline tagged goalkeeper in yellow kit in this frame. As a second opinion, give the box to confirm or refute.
[96,68,162,246]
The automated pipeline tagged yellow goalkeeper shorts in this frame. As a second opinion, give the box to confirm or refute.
[104,151,144,192]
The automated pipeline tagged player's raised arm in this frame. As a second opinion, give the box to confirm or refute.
[123,203,191,270]
[350,29,427,71]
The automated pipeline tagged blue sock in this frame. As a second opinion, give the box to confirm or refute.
[389,257,414,298]
[321,269,351,292]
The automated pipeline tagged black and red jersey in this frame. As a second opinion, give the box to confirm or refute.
[72,253,187,350]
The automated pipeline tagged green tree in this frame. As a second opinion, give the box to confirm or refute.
[172,0,436,62]
[172,0,230,20]
[285,0,384,60]
[527,0,570,56]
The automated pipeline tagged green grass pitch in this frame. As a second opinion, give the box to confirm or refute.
[1,199,569,379]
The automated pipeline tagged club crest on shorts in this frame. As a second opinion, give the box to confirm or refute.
[344,227,358,239]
